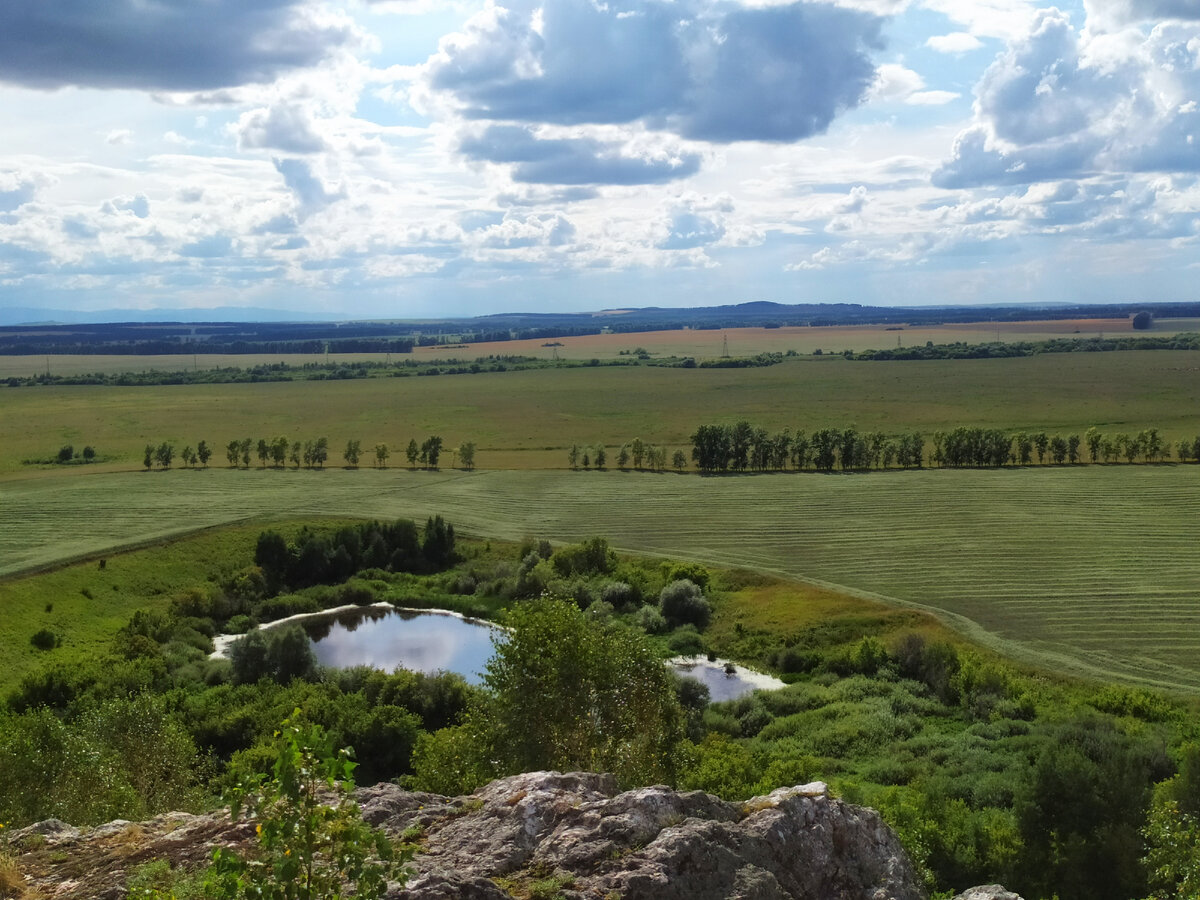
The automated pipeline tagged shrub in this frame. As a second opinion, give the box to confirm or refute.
[600,580,638,610]
[667,625,706,656]
[633,605,668,635]
[659,579,712,628]
[30,629,59,651]
[207,712,410,900]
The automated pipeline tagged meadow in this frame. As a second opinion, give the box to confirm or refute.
[3,465,1199,693]
[2,349,1199,475]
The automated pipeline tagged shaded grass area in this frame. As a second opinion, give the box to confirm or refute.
[2,350,1198,474]
[3,465,1200,691]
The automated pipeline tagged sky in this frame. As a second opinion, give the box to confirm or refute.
[0,0,1197,319]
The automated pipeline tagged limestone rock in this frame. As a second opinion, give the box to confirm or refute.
[8,770,1020,900]
[952,887,1025,900]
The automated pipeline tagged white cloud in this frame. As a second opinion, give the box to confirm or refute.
[236,103,329,153]
[102,194,151,218]
[0,172,44,212]
[416,0,888,185]
[869,64,959,105]
[1086,0,1200,31]
[908,90,962,104]
[273,157,346,219]
[926,32,985,53]
[935,9,1200,186]
[920,0,1040,41]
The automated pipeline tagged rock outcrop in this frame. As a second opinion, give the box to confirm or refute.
[951,888,1026,900]
[7,771,952,899]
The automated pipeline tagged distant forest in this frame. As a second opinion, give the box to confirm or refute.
[3,300,1198,356]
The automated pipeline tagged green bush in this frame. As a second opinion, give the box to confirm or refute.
[30,629,59,651]
[659,579,711,628]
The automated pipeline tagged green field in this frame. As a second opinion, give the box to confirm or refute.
[3,465,1198,691]
[3,350,1198,475]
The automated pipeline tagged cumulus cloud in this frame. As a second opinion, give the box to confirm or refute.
[459,125,703,185]
[476,213,576,248]
[0,0,360,91]
[1086,0,1200,29]
[870,63,960,104]
[102,194,151,218]
[657,211,726,250]
[422,0,884,157]
[236,103,328,153]
[415,0,889,186]
[0,173,40,212]
[920,0,1040,41]
[274,158,346,218]
[934,9,1200,187]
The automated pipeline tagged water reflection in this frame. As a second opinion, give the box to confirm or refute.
[301,608,502,685]
[289,606,782,701]
[670,657,786,702]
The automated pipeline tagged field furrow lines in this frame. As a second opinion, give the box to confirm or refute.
[4,465,1200,690]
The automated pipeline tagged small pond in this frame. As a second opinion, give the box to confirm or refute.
[297,606,502,685]
[669,657,787,702]
[219,606,784,700]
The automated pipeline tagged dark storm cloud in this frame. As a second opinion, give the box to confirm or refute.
[0,0,358,91]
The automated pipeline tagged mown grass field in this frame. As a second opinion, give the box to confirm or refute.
[3,349,1198,475]
[2,316,1195,378]
[3,465,1198,692]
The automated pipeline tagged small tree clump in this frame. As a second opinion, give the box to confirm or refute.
[659,579,712,629]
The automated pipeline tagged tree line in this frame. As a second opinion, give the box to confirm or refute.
[933,425,1199,467]
[849,331,1200,361]
[140,436,476,470]
[565,423,1200,474]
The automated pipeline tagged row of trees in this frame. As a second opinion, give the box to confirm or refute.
[929,426,1197,467]
[691,423,926,473]
[139,436,477,470]
[567,441,688,472]
[566,424,1200,473]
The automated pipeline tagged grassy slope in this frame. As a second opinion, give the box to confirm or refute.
[0,525,258,691]
[3,465,1199,691]
[2,350,1198,475]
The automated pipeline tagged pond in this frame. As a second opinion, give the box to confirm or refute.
[298,605,502,685]
[669,656,787,702]
[218,605,784,700]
